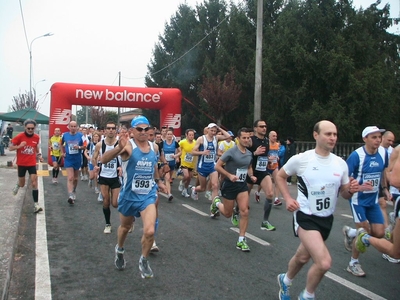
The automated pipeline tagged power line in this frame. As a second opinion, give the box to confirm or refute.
[18,0,30,52]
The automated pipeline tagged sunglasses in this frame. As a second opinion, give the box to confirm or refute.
[106,127,116,130]
[135,126,150,132]
[26,127,35,130]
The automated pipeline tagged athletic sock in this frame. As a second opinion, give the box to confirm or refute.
[103,207,111,224]
[348,228,357,238]
[350,257,359,265]
[263,198,273,220]
[238,236,244,242]
[283,274,292,286]
[303,289,315,299]
[32,189,39,202]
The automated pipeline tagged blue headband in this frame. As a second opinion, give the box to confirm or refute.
[131,116,150,127]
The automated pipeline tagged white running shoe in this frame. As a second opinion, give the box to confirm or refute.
[104,224,112,234]
[98,193,103,202]
[382,253,400,263]
[34,203,43,213]
[150,241,159,252]
[178,180,184,192]
[181,189,190,198]
[191,187,198,200]
[205,190,212,200]
[95,187,100,194]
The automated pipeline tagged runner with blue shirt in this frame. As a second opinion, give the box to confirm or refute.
[342,126,390,277]
[61,121,84,205]
[101,116,166,278]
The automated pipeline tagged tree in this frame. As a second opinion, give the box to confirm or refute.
[90,107,107,129]
[198,68,242,124]
[11,90,39,111]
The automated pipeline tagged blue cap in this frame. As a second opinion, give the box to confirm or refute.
[131,116,150,127]
[227,130,234,136]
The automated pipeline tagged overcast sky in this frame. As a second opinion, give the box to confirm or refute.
[0,0,398,116]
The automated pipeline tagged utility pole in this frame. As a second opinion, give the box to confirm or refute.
[253,0,263,121]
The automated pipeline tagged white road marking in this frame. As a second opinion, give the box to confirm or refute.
[182,204,210,216]
[229,227,270,246]
[36,163,52,299]
[325,272,387,300]
[341,214,353,219]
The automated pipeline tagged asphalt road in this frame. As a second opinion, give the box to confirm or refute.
[6,133,400,300]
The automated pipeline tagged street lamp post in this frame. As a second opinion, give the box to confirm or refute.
[29,33,53,100]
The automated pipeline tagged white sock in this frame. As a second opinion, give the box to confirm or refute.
[283,274,292,286]
[255,191,260,196]
[350,257,359,265]
[303,289,315,298]
[348,228,357,238]
[216,201,220,208]
[238,236,244,242]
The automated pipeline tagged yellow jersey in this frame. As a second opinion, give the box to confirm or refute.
[50,135,63,157]
[179,139,196,169]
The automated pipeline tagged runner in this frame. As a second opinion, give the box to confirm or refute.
[275,120,357,300]
[211,128,256,251]
[61,121,84,205]
[49,127,62,184]
[178,129,197,197]
[10,119,44,213]
[101,116,166,278]
[92,121,121,234]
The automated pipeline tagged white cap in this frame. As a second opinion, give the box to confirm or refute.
[207,123,218,128]
[362,126,385,138]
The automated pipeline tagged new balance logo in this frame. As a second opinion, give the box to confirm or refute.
[50,108,72,125]
[163,114,181,128]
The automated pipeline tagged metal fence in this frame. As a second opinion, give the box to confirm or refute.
[295,141,364,160]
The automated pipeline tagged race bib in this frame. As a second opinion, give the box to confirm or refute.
[236,168,248,182]
[104,158,117,170]
[52,142,60,150]
[362,173,380,194]
[184,153,193,163]
[68,143,78,154]
[204,153,215,163]
[131,174,152,194]
[255,156,268,171]
[309,185,335,214]
[165,153,175,161]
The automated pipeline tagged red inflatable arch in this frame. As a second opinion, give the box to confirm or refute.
[48,82,182,165]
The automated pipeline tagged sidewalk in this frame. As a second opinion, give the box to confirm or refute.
[0,148,26,300]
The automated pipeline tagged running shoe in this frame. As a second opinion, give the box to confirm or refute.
[191,187,198,200]
[277,273,291,300]
[52,178,57,184]
[98,193,103,202]
[88,179,93,188]
[255,191,260,203]
[128,222,135,233]
[205,190,212,200]
[95,187,100,194]
[384,227,391,241]
[104,224,112,234]
[273,197,283,206]
[178,180,184,192]
[346,262,365,277]
[389,212,396,227]
[231,209,239,227]
[210,196,221,217]
[114,245,126,270]
[287,182,292,186]
[382,253,400,263]
[261,221,276,231]
[150,241,159,253]
[168,194,173,202]
[68,193,75,205]
[236,238,250,252]
[355,228,368,253]
[12,184,20,196]
[139,256,154,278]
[342,225,353,252]
[34,203,43,214]
[181,189,190,198]
[298,290,314,300]
[176,168,183,177]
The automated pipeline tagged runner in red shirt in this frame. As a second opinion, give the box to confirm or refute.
[10,119,44,213]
